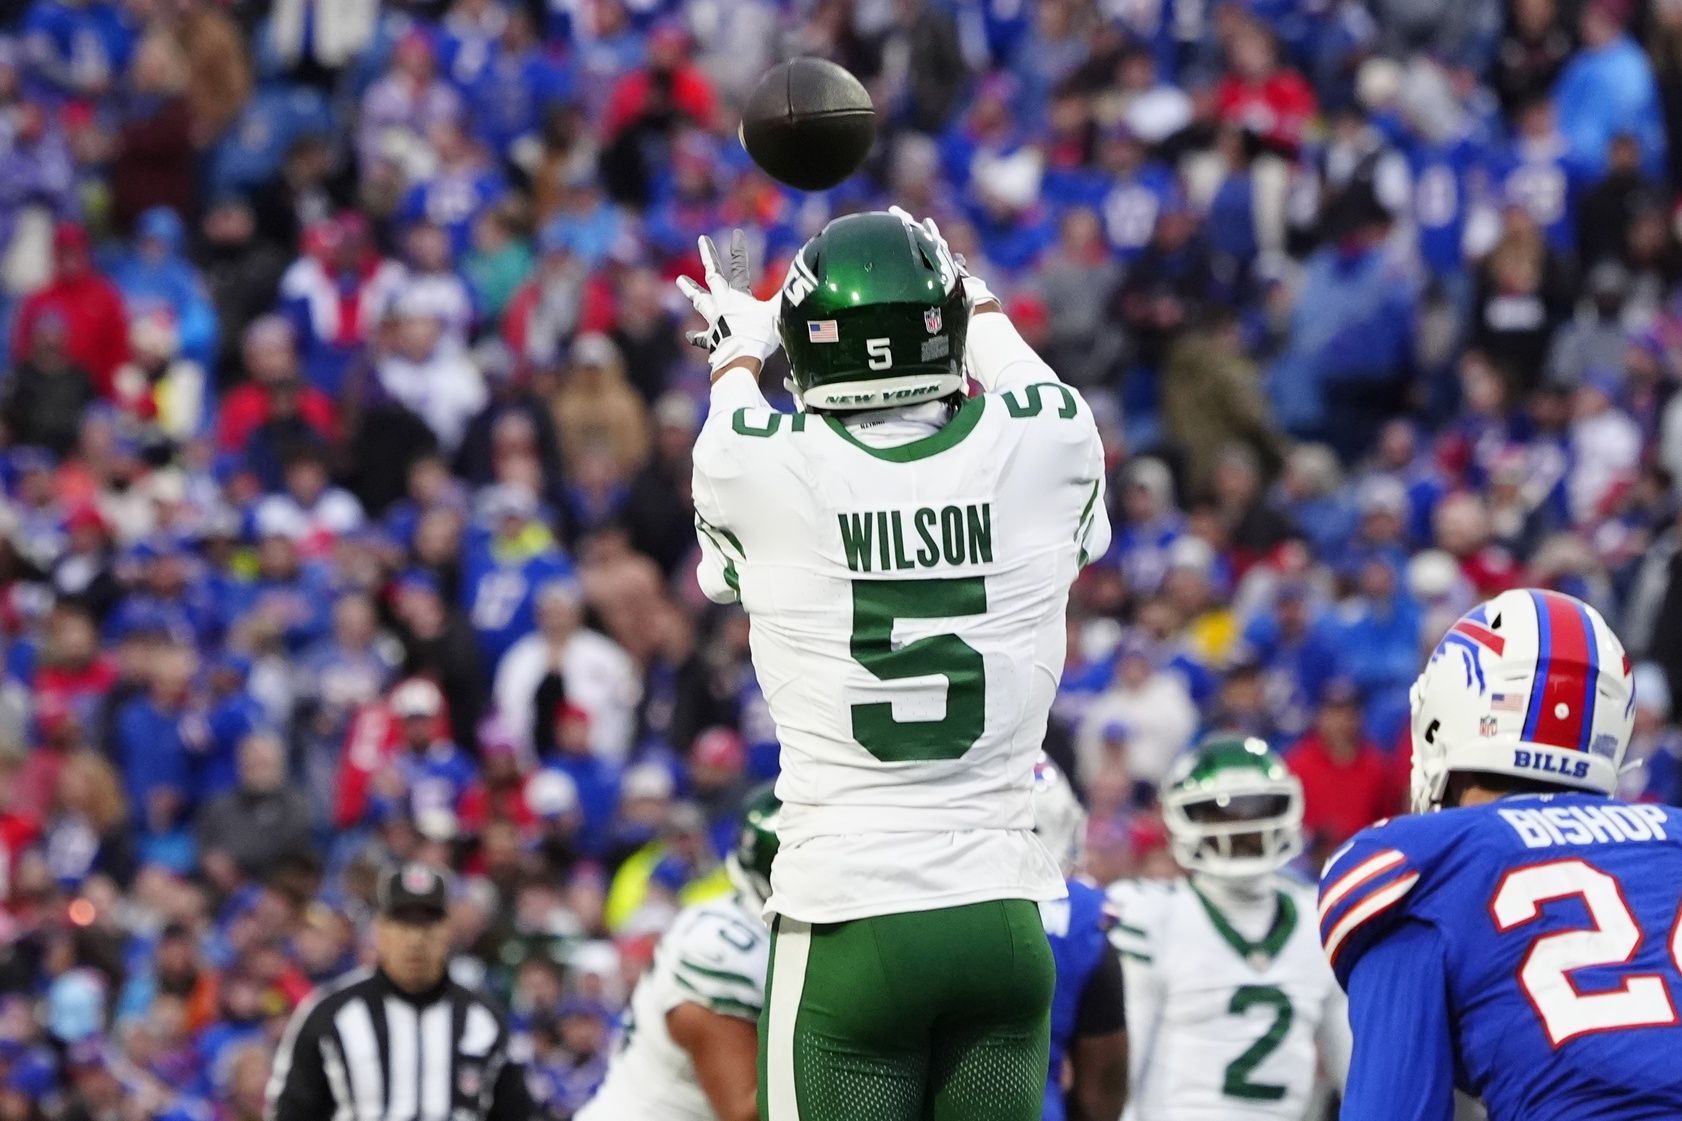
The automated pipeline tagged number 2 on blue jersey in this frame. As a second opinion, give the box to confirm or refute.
[1491,857,1682,1046]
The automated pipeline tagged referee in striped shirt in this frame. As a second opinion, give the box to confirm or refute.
[266,863,534,1121]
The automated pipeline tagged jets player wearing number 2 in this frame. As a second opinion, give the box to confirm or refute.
[1108,736,1349,1121]
[576,787,780,1121]
[1321,589,1682,1119]
[680,212,1110,1121]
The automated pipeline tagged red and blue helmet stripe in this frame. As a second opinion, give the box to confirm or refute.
[1520,589,1600,753]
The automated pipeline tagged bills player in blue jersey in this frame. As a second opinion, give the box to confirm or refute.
[1320,588,1682,1119]
[1031,758,1128,1121]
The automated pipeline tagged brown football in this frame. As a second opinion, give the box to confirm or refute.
[739,58,877,192]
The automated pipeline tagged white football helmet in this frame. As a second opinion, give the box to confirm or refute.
[1163,736,1304,881]
[1031,755,1087,876]
[1410,588,1634,813]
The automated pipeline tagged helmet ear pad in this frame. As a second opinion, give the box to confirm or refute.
[1408,590,1633,813]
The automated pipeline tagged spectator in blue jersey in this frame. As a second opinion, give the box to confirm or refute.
[1241,581,1340,739]
[238,505,332,653]
[390,221,477,351]
[276,212,404,397]
[1396,60,1484,287]
[462,8,573,162]
[294,592,395,812]
[113,641,199,869]
[1273,445,1359,562]
[462,484,573,671]
[397,119,508,257]
[1269,184,1419,459]
[105,535,217,649]
[109,208,218,372]
[1109,457,1183,599]
[357,27,462,180]
[0,97,76,258]
[437,0,506,88]
[198,653,266,803]
[370,678,475,825]
[1496,97,1587,253]
[22,0,135,99]
[938,74,1027,194]
[541,702,623,858]
[1343,477,1416,575]
[206,82,332,199]
[1333,553,1423,744]
[1091,123,1177,264]
[1556,0,1666,179]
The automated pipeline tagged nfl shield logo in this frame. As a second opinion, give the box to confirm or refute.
[924,308,942,333]
[1479,716,1498,738]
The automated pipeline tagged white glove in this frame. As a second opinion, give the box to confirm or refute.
[887,206,999,312]
[676,230,782,373]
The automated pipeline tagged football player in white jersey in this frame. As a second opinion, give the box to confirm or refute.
[678,212,1111,1121]
[1107,736,1350,1120]
[576,787,779,1121]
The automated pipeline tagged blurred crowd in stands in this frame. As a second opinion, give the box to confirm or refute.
[5,0,1682,1116]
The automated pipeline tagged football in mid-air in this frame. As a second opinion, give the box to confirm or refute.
[739,58,876,192]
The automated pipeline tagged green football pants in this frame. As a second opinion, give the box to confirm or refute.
[758,898,1054,1121]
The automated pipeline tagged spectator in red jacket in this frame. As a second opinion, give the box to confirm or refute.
[1213,16,1316,153]
[602,24,718,142]
[215,317,338,454]
[1285,677,1407,862]
[10,224,130,397]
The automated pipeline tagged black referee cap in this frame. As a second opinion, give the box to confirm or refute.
[378,862,450,922]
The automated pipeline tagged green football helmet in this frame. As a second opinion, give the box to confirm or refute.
[777,211,969,412]
[1162,735,1304,882]
[725,783,782,913]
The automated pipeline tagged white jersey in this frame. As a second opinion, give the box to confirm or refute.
[691,313,1111,923]
[576,896,769,1121]
[1107,876,1351,1121]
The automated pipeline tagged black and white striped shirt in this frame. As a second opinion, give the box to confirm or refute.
[265,967,533,1121]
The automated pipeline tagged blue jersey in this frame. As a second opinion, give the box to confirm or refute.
[1494,140,1585,253]
[460,536,574,670]
[1320,794,1682,1120]
[1405,136,1483,278]
[1100,166,1178,263]
[1040,879,1115,1121]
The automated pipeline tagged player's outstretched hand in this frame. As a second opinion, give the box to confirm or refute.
[676,229,782,373]
[886,206,998,312]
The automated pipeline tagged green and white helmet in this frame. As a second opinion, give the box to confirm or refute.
[777,211,969,412]
[725,783,782,913]
[1162,735,1304,882]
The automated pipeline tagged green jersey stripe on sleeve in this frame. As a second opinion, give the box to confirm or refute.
[673,959,762,991]
[673,972,763,1018]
